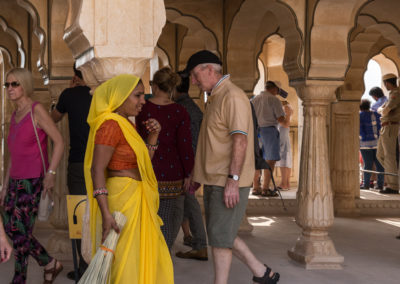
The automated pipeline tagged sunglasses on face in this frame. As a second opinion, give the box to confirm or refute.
[4,81,20,88]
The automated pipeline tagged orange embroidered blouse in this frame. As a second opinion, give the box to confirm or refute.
[95,120,138,170]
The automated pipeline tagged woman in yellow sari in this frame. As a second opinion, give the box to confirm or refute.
[84,74,174,284]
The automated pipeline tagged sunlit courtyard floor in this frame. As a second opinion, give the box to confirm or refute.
[1,213,399,284]
[248,186,400,200]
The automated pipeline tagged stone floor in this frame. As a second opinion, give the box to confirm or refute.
[1,189,400,284]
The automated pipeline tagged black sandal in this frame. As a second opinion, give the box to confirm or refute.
[252,264,280,284]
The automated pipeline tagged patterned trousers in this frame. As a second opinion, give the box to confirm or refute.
[2,178,53,284]
[158,195,185,250]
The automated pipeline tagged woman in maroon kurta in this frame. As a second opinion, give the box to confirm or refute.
[136,67,194,250]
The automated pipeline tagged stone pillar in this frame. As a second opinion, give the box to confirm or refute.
[46,81,72,257]
[288,81,344,269]
[330,99,360,215]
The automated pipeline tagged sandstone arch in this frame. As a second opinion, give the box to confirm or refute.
[358,13,400,55]
[165,8,219,70]
[49,0,75,77]
[343,32,391,96]
[0,16,25,68]
[226,0,303,93]
[309,0,368,79]
[342,13,400,97]
[0,47,14,69]
[16,0,48,83]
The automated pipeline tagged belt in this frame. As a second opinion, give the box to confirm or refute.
[381,121,399,127]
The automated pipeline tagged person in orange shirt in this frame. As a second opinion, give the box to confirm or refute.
[84,74,174,284]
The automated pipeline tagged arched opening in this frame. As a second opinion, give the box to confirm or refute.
[226,0,303,92]
[362,54,399,102]
[225,0,303,196]
[358,54,398,192]
[330,0,400,214]
[251,34,299,193]
[362,59,382,102]
[253,59,266,96]
[156,9,220,110]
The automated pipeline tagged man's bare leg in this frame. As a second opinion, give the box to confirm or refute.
[252,170,262,194]
[232,236,274,282]
[212,247,233,284]
[278,167,291,189]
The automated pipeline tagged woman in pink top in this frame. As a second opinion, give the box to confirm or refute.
[0,68,64,284]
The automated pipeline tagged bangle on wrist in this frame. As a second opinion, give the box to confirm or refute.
[48,170,56,175]
[93,187,108,198]
[146,141,159,151]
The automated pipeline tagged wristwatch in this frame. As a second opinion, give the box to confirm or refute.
[228,174,240,181]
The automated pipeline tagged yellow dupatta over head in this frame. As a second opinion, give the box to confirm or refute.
[84,74,173,284]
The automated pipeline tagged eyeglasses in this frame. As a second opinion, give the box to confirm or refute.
[4,81,20,88]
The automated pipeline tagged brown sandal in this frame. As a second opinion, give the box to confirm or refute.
[43,259,63,284]
[252,187,262,195]
[261,189,279,197]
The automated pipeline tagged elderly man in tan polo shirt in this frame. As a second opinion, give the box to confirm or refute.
[377,73,400,194]
[184,50,280,284]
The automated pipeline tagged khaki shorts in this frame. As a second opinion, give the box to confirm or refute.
[203,185,250,248]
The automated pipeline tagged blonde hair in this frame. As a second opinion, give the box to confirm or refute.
[6,68,34,96]
[153,67,181,94]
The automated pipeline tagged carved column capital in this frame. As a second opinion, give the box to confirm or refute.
[292,80,341,103]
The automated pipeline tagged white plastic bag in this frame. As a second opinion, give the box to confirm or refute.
[37,193,53,221]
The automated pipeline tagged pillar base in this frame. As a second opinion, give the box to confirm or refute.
[334,196,360,217]
[287,230,344,269]
[47,229,73,260]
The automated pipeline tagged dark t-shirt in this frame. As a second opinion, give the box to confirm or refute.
[56,86,92,163]
[175,93,203,153]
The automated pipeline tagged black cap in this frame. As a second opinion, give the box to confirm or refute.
[184,50,222,75]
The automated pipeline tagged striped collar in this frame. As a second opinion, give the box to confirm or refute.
[211,74,230,94]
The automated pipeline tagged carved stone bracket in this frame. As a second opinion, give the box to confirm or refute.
[76,56,150,90]
[288,81,344,269]
[63,0,166,88]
